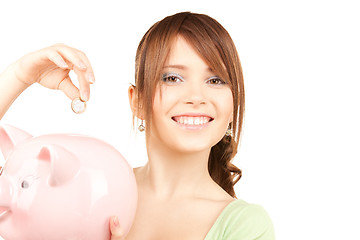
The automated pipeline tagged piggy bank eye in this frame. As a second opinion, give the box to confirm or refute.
[20,175,35,189]
[21,180,30,189]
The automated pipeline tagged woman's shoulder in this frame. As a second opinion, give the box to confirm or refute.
[205,199,275,240]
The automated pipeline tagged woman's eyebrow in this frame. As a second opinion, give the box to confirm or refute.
[163,65,214,73]
[163,64,187,70]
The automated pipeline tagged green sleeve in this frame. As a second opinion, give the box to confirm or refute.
[223,204,275,240]
[205,200,275,240]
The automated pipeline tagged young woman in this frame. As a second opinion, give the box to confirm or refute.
[0,12,274,240]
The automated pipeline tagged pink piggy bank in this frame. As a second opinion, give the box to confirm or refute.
[0,124,137,240]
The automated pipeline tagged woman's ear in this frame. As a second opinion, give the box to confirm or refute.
[128,85,144,120]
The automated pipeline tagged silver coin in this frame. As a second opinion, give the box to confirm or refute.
[71,98,87,114]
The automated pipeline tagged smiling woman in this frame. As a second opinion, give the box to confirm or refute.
[125,12,274,239]
[130,12,244,198]
[0,11,274,240]
[149,35,234,158]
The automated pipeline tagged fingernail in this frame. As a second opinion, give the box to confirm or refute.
[57,59,68,69]
[78,61,87,70]
[88,72,95,83]
[81,91,89,102]
[113,217,119,227]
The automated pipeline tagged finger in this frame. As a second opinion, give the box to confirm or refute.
[44,49,69,69]
[51,45,94,101]
[72,67,91,101]
[110,216,125,240]
[51,44,88,71]
[52,44,95,84]
[58,76,80,100]
[75,50,96,84]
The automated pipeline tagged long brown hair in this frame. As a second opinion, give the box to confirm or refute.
[134,12,245,198]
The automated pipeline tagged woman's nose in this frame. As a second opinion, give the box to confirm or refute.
[184,81,206,105]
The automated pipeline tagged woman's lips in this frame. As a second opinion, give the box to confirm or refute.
[171,114,214,129]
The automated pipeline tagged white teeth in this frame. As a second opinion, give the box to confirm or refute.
[174,116,211,125]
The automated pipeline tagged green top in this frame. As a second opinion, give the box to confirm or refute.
[204,199,275,240]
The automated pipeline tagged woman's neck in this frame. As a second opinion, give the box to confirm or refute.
[136,139,215,201]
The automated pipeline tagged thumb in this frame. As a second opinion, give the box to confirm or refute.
[110,216,125,240]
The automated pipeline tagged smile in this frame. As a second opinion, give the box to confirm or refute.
[172,115,214,126]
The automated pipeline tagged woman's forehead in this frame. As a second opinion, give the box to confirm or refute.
[164,36,215,73]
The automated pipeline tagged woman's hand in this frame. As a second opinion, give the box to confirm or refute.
[110,216,126,240]
[11,43,94,101]
[0,44,94,119]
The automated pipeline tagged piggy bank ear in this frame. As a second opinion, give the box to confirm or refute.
[0,123,32,159]
[37,145,80,187]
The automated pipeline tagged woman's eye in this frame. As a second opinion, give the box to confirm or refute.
[165,76,179,82]
[162,73,183,83]
[207,77,226,85]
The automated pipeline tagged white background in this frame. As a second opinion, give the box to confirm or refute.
[0,0,359,239]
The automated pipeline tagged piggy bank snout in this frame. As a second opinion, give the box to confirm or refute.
[0,177,13,213]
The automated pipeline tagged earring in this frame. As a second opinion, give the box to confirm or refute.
[225,125,232,137]
[138,120,145,132]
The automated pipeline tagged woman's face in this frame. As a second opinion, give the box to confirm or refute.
[149,36,233,154]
